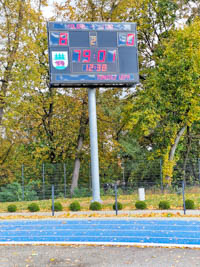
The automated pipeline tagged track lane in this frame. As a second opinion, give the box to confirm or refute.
[0,219,199,247]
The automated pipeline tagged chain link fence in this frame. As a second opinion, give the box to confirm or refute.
[0,159,199,202]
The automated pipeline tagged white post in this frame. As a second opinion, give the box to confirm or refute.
[88,88,101,202]
[138,188,145,201]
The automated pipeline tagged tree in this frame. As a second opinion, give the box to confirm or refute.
[124,19,200,185]
[0,0,49,181]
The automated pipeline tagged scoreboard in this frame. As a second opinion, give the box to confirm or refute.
[47,22,139,87]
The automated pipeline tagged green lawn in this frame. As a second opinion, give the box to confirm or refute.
[1,190,200,212]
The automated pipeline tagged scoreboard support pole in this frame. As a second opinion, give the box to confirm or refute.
[88,88,101,202]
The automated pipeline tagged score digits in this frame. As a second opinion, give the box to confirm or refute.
[72,49,116,63]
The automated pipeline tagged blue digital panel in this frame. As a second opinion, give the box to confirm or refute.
[49,32,69,46]
[49,22,133,31]
[47,22,139,87]
[107,50,116,63]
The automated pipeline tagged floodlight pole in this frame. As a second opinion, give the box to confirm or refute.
[88,88,101,202]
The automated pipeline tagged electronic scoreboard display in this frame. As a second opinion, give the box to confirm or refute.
[47,22,139,87]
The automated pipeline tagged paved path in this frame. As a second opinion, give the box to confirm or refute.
[0,218,200,247]
[1,245,200,267]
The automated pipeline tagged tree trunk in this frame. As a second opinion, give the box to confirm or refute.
[0,0,25,124]
[70,138,83,196]
[70,97,88,196]
[165,125,186,184]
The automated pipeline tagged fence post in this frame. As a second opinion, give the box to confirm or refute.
[52,184,55,216]
[122,160,125,185]
[160,159,163,192]
[22,164,24,201]
[42,163,45,199]
[198,158,200,183]
[64,163,66,198]
[114,184,118,216]
[182,180,186,215]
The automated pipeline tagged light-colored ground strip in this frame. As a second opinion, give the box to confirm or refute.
[0,241,200,248]
[0,209,200,219]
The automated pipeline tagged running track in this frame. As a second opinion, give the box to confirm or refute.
[0,219,200,247]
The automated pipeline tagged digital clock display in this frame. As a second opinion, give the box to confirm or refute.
[47,22,139,87]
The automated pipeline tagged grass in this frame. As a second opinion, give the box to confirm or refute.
[0,190,200,212]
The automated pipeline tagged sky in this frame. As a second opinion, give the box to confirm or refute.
[42,0,64,18]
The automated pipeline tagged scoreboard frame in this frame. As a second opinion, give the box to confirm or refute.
[47,22,139,88]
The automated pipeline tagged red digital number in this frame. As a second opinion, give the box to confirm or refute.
[59,33,68,45]
[89,64,94,71]
[83,50,91,62]
[96,64,101,72]
[112,50,116,62]
[126,34,134,46]
[97,50,106,63]
[74,50,81,62]
[102,64,107,71]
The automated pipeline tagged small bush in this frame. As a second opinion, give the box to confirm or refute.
[159,200,170,210]
[113,202,123,210]
[28,203,40,212]
[52,202,63,212]
[135,201,147,210]
[89,201,102,211]
[7,204,17,212]
[69,201,81,211]
[185,199,195,209]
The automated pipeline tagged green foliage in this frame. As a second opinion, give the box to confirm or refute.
[72,187,91,198]
[0,182,22,202]
[69,201,81,211]
[113,202,123,210]
[89,201,102,211]
[185,199,195,209]
[135,201,147,209]
[27,203,40,212]
[0,0,199,192]
[0,182,38,202]
[159,200,170,209]
[52,201,63,211]
[7,204,17,212]
[24,181,39,201]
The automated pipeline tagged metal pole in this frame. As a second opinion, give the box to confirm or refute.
[52,184,54,216]
[182,180,186,215]
[88,88,101,202]
[42,163,45,199]
[160,159,163,193]
[122,159,125,184]
[64,163,66,198]
[89,160,92,190]
[114,184,118,216]
[22,164,24,201]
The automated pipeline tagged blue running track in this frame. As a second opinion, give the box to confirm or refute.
[0,219,200,247]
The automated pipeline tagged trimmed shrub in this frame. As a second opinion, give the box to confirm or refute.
[89,201,102,211]
[28,203,40,212]
[185,199,195,209]
[7,204,17,212]
[135,201,147,210]
[113,202,123,211]
[159,200,170,210]
[69,201,81,211]
[52,202,63,212]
